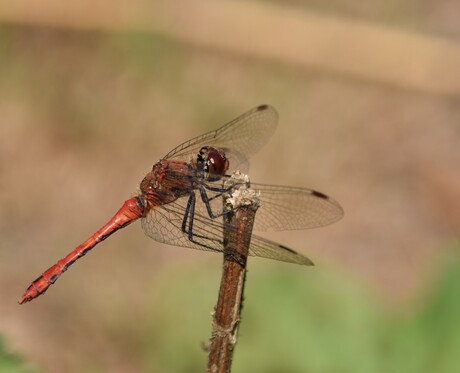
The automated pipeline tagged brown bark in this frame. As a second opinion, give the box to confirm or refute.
[207,187,259,373]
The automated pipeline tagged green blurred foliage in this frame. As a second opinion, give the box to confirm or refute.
[0,338,39,373]
[141,248,460,373]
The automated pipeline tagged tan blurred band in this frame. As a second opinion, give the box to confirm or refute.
[1,0,460,97]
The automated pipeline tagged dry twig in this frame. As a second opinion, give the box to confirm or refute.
[207,173,259,373]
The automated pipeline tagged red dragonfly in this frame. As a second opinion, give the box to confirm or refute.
[19,105,343,304]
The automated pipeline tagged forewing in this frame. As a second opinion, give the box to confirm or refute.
[197,178,344,232]
[252,183,344,231]
[163,105,278,171]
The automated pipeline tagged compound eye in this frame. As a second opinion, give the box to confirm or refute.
[204,147,229,181]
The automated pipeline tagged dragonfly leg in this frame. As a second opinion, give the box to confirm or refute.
[203,181,245,202]
[181,193,223,251]
[199,186,244,219]
[182,192,245,266]
[181,192,193,233]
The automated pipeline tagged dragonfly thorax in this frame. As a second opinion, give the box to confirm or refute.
[140,160,195,208]
[196,146,229,182]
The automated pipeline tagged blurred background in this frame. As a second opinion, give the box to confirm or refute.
[1,0,460,372]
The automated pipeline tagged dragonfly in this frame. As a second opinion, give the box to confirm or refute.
[19,105,343,304]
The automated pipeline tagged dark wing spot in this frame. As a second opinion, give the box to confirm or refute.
[257,104,269,111]
[311,190,329,199]
[279,244,296,254]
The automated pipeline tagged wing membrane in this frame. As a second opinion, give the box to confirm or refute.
[190,178,344,232]
[164,105,278,171]
[251,183,344,231]
[141,194,313,265]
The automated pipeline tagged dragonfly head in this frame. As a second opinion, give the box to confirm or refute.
[197,146,229,182]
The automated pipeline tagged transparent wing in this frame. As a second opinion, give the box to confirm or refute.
[141,193,313,265]
[190,179,344,232]
[251,183,344,231]
[163,105,278,172]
